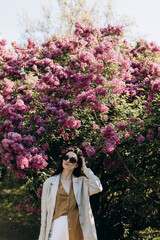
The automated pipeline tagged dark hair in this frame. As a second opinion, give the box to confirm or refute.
[53,150,82,177]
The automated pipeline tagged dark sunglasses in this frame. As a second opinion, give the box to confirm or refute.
[63,155,77,163]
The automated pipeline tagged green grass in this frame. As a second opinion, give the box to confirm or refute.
[0,171,40,240]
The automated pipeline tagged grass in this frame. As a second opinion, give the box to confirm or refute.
[0,170,40,240]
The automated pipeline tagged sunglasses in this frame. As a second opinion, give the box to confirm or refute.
[63,155,77,164]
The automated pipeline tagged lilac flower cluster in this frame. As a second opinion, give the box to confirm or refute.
[101,125,120,153]
[0,21,159,213]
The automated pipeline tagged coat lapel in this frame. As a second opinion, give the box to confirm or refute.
[72,175,80,205]
[48,174,60,216]
[50,174,60,199]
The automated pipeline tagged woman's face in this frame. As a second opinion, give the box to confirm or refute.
[62,151,78,171]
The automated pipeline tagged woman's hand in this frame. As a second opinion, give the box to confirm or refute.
[81,156,86,171]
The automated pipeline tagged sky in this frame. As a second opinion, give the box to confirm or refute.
[0,0,160,47]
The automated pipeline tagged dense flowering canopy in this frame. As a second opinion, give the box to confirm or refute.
[0,22,160,218]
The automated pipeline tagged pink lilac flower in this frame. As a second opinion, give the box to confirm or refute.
[99,103,108,112]
[63,133,69,141]
[57,128,65,134]
[151,78,160,92]
[73,120,81,129]
[85,146,96,157]
[109,133,120,145]
[146,134,154,141]
[148,129,154,135]
[124,133,130,139]
[22,135,35,146]
[93,124,99,130]
[8,132,22,142]
[118,121,128,131]
[2,139,11,149]
[11,143,25,152]
[147,93,154,102]
[3,153,14,166]
[102,115,108,121]
[0,94,5,105]
[130,117,136,122]
[16,155,30,169]
[37,127,45,135]
[36,186,42,199]
[110,78,126,94]
[15,99,27,111]
[138,120,144,127]
[0,39,7,46]
[32,153,48,170]
[104,140,115,153]
[101,125,115,139]
[17,204,25,211]
[42,143,49,151]
[3,80,14,96]
[66,116,76,128]
[82,142,88,148]
[136,135,145,143]
[4,153,14,161]
[31,147,39,155]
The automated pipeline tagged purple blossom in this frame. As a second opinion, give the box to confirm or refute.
[85,146,96,157]
[130,117,136,122]
[136,135,145,143]
[124,133,131,139]
[146,134,154,141]
[82,142,88,148]
[37,127,45,135]
[104,140,115,154]
[93,124,99,130]
[101,125,115,139]
[151,78,160,92]
[32,153,48,171]
[118,121,128,131]
[36,186,42,199]
[138,120,144,127]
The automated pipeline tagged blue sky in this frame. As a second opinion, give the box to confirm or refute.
[0,0,160,47]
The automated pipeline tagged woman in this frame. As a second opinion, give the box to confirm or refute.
[38,150,103,240]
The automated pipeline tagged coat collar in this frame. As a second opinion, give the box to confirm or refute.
[50,173,79,185]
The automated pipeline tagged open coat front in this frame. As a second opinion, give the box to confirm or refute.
[38,167,103,240]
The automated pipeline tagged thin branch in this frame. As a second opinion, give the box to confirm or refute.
[116,149,160,200]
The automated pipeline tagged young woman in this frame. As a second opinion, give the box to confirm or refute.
[38,150,103,240]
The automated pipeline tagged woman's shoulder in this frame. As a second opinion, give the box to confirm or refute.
[43,174,59,185]
[76,175,88,182]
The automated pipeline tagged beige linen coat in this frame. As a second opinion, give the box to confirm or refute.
[38,167,103,240]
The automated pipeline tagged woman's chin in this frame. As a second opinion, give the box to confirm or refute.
[63,164,71,169]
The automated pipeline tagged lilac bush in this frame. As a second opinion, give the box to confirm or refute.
[0,21,160,238]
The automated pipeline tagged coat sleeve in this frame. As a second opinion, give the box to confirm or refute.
[83,167,103,196]
[38,179,49,240]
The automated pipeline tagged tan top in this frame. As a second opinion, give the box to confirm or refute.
[53,179,84,240]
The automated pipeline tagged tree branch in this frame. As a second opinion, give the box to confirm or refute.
[116,149,160,200]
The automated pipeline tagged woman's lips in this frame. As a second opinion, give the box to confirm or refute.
[65,162,70,166]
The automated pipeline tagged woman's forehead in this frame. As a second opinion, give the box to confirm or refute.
[66,151,77,157]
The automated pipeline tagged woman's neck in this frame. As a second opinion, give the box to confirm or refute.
[61,169,73,179]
